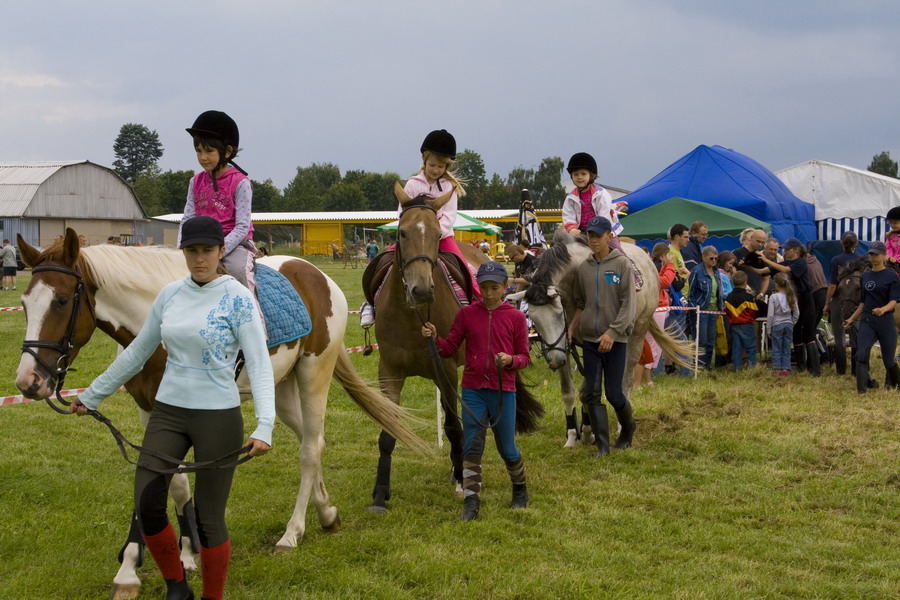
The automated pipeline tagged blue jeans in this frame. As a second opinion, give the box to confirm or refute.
[697,312,718,369]
[731,323,757,370]
[461,388,519,462]
[771,322,793,371]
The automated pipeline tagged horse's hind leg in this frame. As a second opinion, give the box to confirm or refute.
[437,369,464,496]
[274,360,338,551]
[370,367,404,514]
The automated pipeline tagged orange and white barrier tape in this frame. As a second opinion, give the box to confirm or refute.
[0,306,23,311]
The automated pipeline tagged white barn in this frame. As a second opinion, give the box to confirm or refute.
[0,161,173,247]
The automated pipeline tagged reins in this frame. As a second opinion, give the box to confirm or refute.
[25,262,253,474]
[395,205,505,430]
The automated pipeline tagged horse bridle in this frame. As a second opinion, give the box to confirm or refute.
[529,285,585,375]
[395,204,439,301]
[22,263,252,473]
[21,264,95,414]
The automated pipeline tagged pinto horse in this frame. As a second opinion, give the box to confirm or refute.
[15,229,425,600]
[368,183,544,513]
[511,230,694,447]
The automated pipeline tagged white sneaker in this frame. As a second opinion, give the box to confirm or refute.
[360,302,375,328]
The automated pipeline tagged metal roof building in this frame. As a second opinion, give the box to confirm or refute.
[0,161,163,247]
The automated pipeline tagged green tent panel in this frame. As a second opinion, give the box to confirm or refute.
[619,197,771,240]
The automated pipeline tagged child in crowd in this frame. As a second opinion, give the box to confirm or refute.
[421,261,530,521]
[724,270,758,371]
[767,273,799,376]
[567,216,637,457]
[180,111,257,292]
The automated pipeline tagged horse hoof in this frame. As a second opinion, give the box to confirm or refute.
[564,429,578,449]
[323,514,342,533]
[109,583,140,600]
[368,504,388,515]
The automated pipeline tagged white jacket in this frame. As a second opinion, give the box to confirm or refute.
[562,186,622,236]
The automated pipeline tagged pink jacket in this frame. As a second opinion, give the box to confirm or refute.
[434,301,530,391]
[190,168,253,247]
[402,173,458,240]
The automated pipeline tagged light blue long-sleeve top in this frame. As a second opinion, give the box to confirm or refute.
[79,275,276,445]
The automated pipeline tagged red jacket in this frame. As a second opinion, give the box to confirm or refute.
[434,301,530,391]
[657,261,675,308]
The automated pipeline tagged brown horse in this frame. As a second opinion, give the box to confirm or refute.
[368,183,543,513]
[14,229,425,600]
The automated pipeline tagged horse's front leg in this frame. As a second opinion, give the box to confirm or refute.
[170,473,198,570]
[559,362,579,448]
[110,512,142,600]
[370,363,405,514]
[437,362,464,497]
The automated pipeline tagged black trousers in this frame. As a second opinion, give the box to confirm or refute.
[134,402,243,548]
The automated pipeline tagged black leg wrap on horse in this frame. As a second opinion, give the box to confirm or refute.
[565,411,579,432]
[373,431,395,501]
[118,510,145,567]
[177,499,201,554]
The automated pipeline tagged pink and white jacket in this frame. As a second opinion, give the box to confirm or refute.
[562,184,623,236]
[402,173,458,240]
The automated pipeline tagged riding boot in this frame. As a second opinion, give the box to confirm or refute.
[199,540,230,600]
[613,400,637,450]
[144,524,193,600]
[794,344,807,373]
[461,456,482,521]
[806,341,821,377]
[505,457,528,509]
[585,403,610,457]
[834,342,847,375]
[856,360,870,394]
[887,364,900,390]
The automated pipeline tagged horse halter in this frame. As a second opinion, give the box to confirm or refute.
[21,264,95,414]
[529,284,581,370]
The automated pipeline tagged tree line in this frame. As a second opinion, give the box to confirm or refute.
[114,123,567,217]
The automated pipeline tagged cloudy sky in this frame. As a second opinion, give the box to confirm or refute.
[2,1,898,192]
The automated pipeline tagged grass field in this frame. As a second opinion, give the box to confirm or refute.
[1,257,899,599]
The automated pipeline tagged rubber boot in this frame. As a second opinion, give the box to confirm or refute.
[887,364,900,389]
[585,403,610,457]
[461,496,480,521]
[613,400,637,450]
[806,341,821,377]
[856,360,870,394]
[834,343,847,375]
[510,484,529,509]
[165,579,194,600]
[794,344,807,373]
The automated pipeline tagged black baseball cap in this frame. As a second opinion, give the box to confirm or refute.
[180,216,224,248]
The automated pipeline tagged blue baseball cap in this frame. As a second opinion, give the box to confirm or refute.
[867,240,887,255]
[476,261,508,285]
[585,216,612,235]
[783,238,804,251]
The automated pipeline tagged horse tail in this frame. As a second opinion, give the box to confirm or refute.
[332,351,430,453]
[514,372,544,434]
[649,314,696,371]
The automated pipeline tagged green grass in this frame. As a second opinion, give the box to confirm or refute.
[1,262,899,599]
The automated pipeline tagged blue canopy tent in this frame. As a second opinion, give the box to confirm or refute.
[622,145,816,243]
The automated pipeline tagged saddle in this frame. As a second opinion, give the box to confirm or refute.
[362,250,475,307]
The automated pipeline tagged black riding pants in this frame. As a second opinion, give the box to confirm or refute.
[134,402,243,548]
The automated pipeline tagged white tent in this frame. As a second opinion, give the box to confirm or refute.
[776,160,900,242]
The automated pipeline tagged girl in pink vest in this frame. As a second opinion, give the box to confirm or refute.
[180,110,257,292]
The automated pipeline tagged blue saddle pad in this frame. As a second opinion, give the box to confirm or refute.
[256,263,311,347]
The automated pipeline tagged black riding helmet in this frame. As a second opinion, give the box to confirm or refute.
[420,129,457,159]
[566,152,598,175]
[887,206,900,221]
[186,110,247,190]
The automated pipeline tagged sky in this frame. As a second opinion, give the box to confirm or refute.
[1,0,898,193]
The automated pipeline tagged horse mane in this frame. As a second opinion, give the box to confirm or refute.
[80,245,188,295]
[399,194,436,215]
[838,256,870,281]
[524,234,574,306]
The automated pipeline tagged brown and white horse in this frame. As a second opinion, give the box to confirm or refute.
[15,229,425,600]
